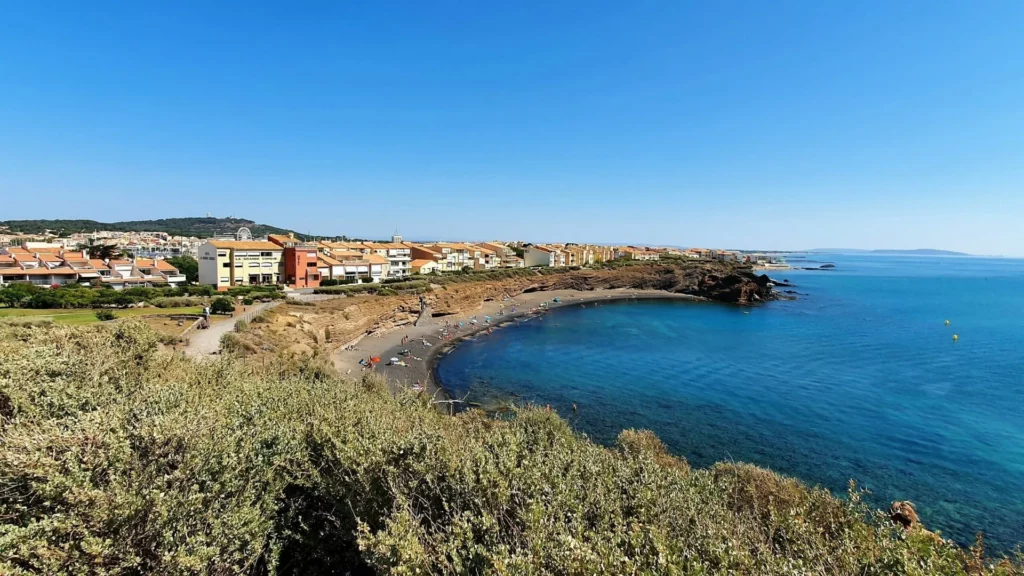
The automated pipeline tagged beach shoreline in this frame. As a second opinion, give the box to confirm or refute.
[332,288,703,403]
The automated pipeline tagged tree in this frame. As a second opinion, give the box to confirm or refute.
[76,242,123,261]
[0,282,40,308]
[211,297,235,315]
[166,255,199,283]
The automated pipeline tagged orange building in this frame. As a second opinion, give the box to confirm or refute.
[269,234,321,288]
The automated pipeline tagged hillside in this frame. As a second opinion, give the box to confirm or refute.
[0,217,314,240]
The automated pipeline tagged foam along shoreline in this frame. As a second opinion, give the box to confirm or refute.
[332,288,703,403]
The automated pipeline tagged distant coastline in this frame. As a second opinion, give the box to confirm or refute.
[808,248,972,256]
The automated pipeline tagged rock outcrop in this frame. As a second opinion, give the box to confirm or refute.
[527,263,777,305]
[890,501,920,530]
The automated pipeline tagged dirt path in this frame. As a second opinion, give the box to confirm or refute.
[184,301,277,357]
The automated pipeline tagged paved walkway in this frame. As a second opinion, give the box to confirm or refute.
[183,301,278,357]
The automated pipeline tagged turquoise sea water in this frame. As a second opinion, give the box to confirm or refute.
[435,255,1024,552]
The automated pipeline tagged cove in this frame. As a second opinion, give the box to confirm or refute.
[435,254,1024,553]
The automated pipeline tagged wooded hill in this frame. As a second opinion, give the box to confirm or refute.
[0,217,315,240]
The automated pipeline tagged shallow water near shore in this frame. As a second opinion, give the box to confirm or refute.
[436,254,1024,552]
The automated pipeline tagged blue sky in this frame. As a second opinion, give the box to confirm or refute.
[1,1,1022,254]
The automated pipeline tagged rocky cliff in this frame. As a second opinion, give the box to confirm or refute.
[525,262,777,304]
[237,262,779,359]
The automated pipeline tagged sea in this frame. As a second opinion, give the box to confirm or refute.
[435,254,1024,553]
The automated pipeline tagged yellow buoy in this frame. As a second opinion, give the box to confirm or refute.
[944,320,950,326]
[952,334,959,341]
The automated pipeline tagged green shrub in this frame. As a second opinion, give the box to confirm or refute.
[225,285,282,298]
[242,297,255,306]
[94,309,117,321]
[235,319,249,333]
[211,296,234,315]
[219,331,243,353]
[150,296,205,308]
[0,322,1018,575]
[184,284,216,297]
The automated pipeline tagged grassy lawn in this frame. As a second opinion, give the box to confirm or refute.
[0,307,203,325]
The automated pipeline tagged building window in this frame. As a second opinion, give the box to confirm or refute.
[219,276,229,282]
[306,261,317,267]
[222,262,231,268]
[261,262,273,268]
[260,251,273,257]
[249,262,260,267]
[217,252,227,257]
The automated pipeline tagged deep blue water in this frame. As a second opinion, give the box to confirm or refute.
[436,254,1024,552]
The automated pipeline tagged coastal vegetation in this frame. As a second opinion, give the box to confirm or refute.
[1,321,1020,575]
[0,283,218,310]
[313,279,429,295]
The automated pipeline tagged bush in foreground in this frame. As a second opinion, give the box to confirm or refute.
[210,296,234,315]
[0,322,1020,575]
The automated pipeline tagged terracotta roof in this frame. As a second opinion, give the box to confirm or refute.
[89,259,109,269]
[410,259,435,267]
[37,254,62,262]
[134,258,156,267]
[205,240,282,250]
[22,267,78,276]
[365,242,408,250]
[318,255,342,266]
[411,245,442,255]
[531,245,553,253]
[477,242,508,252]
[329,250,366,259]
[432,243,472,251]
[0,255,14,263]
[108,259,133,265]
[6,248,31,255]
[364,254,389,265]
[320,241,367,251]
[155,260,178,271]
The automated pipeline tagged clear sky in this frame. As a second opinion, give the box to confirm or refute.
[1,1,1022,254]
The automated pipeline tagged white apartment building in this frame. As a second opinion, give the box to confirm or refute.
[364,242,412,278]
[524,245,566,267]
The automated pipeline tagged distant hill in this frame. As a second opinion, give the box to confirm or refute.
[809,248,971,256]
[0,218,316,240]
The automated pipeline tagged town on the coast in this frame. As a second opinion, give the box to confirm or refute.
[0,225,788,290]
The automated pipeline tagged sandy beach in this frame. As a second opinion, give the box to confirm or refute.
[333,288,701,403]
